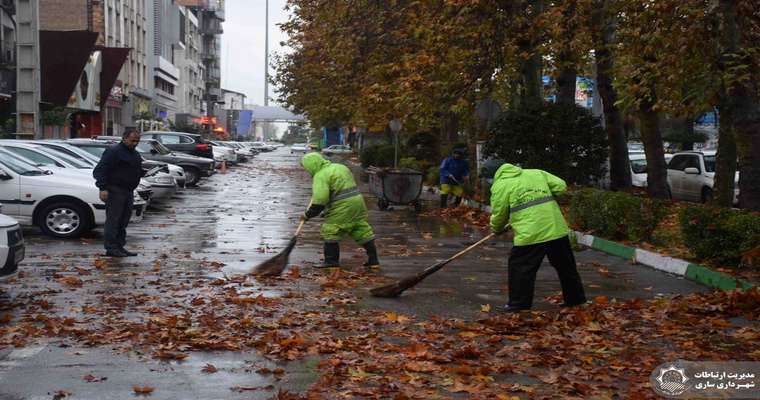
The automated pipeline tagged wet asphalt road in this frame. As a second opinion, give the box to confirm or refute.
[0,149,705,399]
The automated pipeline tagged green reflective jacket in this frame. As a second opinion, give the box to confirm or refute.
[489,163,569,246]
[301,153,367,225]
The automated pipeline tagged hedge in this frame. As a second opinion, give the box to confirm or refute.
[679,206,760,266]
[569,188,667,243]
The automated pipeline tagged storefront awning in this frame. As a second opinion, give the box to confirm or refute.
[40,30,99,106]
[98,47,131,107]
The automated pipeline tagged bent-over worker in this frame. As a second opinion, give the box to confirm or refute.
[301,152,379,269]
[489,163,586,312]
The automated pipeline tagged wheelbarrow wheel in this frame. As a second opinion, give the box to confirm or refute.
[413,200,422,213]
[377,198,389,211]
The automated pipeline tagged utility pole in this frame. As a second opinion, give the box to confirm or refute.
[264,0,269,107]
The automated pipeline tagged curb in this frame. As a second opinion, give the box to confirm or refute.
[421,185,755,291]
[572,232,755,291]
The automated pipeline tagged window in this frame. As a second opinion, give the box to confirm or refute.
[4,147,61,167]
[160,135,181,145]
[179,135,195,144]
[630,159,647,174]
[703,155,716,173]
[668,155,700,172]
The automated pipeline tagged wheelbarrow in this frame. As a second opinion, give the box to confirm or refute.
[367,167,424,212]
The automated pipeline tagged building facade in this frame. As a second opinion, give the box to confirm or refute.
[102,0,152,135]
[174,5,205,127]
[177,0,224,134]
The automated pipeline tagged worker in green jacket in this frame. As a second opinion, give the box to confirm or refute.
[301,152,379,268]
[490,163,586,312]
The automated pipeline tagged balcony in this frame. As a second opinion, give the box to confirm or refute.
[200,19,223,35]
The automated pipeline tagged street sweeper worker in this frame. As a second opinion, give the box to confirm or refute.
[489,163,586,313]
[301,152,380,269]
[439,147,470,208]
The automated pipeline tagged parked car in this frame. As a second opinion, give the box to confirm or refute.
[140,131,214,159]
[236,142,261,155]
[290,143,309,154]
[35,140,187,189]
[221,142,254,161]
[250,141,275,152]
[208,141,239,164]
[321,145,353,156]
[667,150,738,204]
[0,151,146,238]
[136,139,216,186]
[0,211,23,281]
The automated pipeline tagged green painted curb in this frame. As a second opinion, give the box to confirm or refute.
[591,237,636,261]
[685,264,754,291]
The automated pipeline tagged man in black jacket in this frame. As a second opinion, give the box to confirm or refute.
[93,130,143,257]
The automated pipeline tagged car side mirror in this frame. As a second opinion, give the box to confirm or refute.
[684,167,700,175]
[0,170,12,180]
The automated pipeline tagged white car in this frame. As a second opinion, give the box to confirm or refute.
[667,150,739,204]
[0,151,146,238]
[212,144,237,164]
[290,143,309,154]
[0,142,167,203]
[321,145,353,156]
[251,142,275,152]
[0,211,23,281]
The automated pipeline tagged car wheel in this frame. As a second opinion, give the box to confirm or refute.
[702,187,713,203]
[184,167,200,187]
[39,202,90,239]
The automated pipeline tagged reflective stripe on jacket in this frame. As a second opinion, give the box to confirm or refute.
[489,163,569,246]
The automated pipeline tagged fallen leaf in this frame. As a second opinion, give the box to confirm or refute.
[202,363,218,373]
[58,277,83,287]
[480,304,491,313]
[133,385,154,395]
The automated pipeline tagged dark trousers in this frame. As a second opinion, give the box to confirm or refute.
[507,236,586,308]
[104,186,133,251]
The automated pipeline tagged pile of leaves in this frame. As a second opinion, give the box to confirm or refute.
[421,206,491,229]
[0,251,758,399]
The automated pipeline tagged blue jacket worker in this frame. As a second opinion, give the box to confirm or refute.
[439,148,470,207]
[93,130,144,257]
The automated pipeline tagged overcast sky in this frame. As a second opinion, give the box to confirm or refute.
[221,0,290,106]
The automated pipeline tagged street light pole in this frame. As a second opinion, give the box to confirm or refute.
[264,0,269,107]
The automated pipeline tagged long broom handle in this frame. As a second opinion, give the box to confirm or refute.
[293,200,313,237]
[444,233,496,263]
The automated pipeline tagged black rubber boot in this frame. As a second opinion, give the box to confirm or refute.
[362,240,380,269]
[317,242,340,268]
[440,194,449,208]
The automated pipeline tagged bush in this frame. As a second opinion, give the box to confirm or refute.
[679,206,760,266]
[484,103,608,185]
[360,145,396,168]
[569,189,667,242]
[425,166,440,186]
[398,157,432,172]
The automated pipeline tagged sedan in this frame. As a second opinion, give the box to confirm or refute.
[321,145,353,156]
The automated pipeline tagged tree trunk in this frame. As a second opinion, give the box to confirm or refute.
[638,98,669,198]
[556,0,577,107]
[712,105,737,207]
[517,0,544,108]
[591,0,631,190]
[556,66,577,107]
[717,0,760,211]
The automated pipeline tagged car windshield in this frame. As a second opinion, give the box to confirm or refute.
[39,147,93,168]
[703,155,716,173]
[77,145,107,158]
[630,159,647,174]
[0,150,46,175]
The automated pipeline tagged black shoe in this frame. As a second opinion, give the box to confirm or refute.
[560,300,587,308]
[440,194,449,208]
[120,248,138,257]
[105,249,128,258]
[503,305,530,313]
[362,240,380,269]
[317,242,340,269]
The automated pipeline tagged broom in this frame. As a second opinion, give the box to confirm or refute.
[251,203,311,277]
[370,232,498,298]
